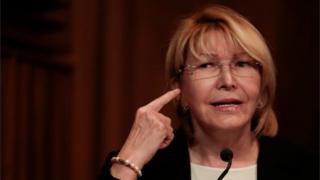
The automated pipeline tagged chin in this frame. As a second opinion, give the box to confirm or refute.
[208,116,251,131]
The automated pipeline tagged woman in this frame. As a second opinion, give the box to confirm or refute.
[99,4,313,180]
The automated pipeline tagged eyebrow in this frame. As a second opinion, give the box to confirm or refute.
[234,52,250,57]
[233,52,253,60]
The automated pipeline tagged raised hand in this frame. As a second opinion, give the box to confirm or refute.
[111,89,180,179]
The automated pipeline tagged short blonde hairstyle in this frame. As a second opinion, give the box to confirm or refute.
[165,5,278,137]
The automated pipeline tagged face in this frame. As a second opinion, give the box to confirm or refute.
[180,30,261,133]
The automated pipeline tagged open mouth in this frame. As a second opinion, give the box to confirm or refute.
[210,100,242,112]
[210,99,242,107]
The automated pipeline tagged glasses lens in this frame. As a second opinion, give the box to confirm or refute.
[231,60,261,77]
[186,66,219,79]
[184,60,261,79]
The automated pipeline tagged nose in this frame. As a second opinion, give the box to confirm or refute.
[216,65,237,90]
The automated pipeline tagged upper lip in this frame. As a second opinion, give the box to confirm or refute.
[210,98,243,106]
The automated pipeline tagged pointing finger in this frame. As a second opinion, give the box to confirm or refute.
[146,89,180,111]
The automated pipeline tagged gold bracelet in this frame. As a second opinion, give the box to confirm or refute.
[111,156,142,177]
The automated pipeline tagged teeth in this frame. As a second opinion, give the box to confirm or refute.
[215,104,238,107]
[211,101,241,106]
[213,103,240,112]
[211,102,240,106]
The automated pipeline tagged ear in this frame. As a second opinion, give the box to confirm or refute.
[258,93,267,109]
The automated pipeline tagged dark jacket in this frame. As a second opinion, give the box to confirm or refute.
[98,128,316,180]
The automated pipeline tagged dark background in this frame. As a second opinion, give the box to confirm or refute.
[2,0,319,179]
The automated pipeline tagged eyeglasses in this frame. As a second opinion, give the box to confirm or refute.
[178,59,262,79]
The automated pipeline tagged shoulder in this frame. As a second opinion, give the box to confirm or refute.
[258,136,317,179]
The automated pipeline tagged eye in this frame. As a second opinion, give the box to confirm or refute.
[234,60,252,68]
[198,62,217,69]
[234,60,262,71]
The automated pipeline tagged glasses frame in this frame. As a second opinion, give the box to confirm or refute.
[177,59,263,78]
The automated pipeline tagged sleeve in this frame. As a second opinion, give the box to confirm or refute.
[97,151,120,180]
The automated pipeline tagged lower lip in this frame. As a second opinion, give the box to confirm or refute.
[212,104,241,112]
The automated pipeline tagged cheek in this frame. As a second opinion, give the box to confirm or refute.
[181,78,211,105]
[239,77,261,101]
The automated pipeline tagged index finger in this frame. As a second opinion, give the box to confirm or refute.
[146,89,180,111]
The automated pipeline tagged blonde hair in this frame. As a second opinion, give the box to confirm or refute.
[165,5,278,137]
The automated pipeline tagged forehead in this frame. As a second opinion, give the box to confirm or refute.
[189,29,247,61]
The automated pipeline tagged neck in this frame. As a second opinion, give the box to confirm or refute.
[188,124,259,168]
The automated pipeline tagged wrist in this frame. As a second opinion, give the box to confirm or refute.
[111,156,142,177]
[111,163,138,180]
[117,148,147,169]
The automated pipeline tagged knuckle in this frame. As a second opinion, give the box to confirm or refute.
[161,117,171,127]
[136,109,170,132]
[164,117,172,124]
[145,111,155,120]
[137,107,147,115]
[156,122,166,130]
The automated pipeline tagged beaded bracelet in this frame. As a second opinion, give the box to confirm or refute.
[111,156,142,177]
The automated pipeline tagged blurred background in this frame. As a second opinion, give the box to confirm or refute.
[1,0,318,179]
